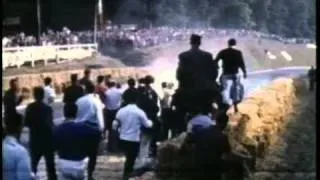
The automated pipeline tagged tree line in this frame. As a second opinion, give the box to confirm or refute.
[150,0,315,39]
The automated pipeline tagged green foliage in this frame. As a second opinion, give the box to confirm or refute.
[152,0,315,38]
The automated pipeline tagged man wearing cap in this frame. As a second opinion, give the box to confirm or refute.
[176,34,219,130]
[215,38,247,105]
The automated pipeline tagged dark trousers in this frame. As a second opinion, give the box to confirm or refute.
[105,109,120,152]
[149,117,160,157]
[172,109,187,137]
[87,132,101,178]
[30,142,57,180]
[120,140,140,180]
[161,108,173,140]
[82,122,102,178]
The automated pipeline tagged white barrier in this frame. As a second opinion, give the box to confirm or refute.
[2,43,98,69]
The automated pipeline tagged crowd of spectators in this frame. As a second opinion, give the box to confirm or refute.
[3,26,313,49]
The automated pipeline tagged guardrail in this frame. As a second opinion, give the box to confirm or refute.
[2,43,98,70]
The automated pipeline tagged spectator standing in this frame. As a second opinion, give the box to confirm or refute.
[43,77,56,105]
[75,82,104,179]
[215,38,247,105]
[24,87,57,180]
[3,113,34,180]
[180,104,230,180]
[176,34,219,129]
[3,78,23,118]
[122,78,138,106]
[95,75,107,103]
[79,68,93,88]
[112,91,153,180]
[160,82,173,140]
[138,75,160,157]
[63,74,84,106]
[104,81,123,152]
[104,74,112,87]
[54,104,100,180]
[308,66,316,91]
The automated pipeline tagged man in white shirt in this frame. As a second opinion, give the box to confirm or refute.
[3,113,34,180]
[75,82,104,131]
[113,90,153,180]
[75,82,104,179]
[104,81,122,152]
[43,77,56,105]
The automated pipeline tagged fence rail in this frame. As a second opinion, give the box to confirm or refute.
[2,43,98,70]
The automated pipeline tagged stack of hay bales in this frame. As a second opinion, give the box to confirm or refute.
[227,77,307,160]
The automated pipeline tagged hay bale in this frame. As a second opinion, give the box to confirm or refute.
[227,77,306,160]
[157,133,187,178]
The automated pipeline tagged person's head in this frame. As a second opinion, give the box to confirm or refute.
[97,75,104,84]
[190,34,201,49]
[138,78,146,86]
[127,78,136,88]
[4,112,23,137]
[70,74,78,84]
[168,83,174,89]
[44,77,52,86]
[84,68,91,78]
[144,75,154,86]
[9,78,19,91]
[64,103,77,120]
[107,81,116,88]
[161,82,167,89]
[33,86,44,102]
[104,74,112,85]
[84,82,95,94]
[228,38,237,47]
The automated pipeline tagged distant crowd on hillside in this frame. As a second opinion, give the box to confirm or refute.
[3,26,313,49]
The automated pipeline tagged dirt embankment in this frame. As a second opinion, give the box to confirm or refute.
[3,67,148,95]
[138,77,315,180]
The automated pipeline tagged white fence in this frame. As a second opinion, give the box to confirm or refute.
[2,43,98,70]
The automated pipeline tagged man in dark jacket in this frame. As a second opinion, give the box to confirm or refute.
[79,68,93,88]
[63,74,85,105]
[175,34,219,131]
[215,38,247,105]
[25,87,57,180]
[122,78,138,106]
[3,78,23,118]
[177,34,218,90]
[138,75,160,157]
